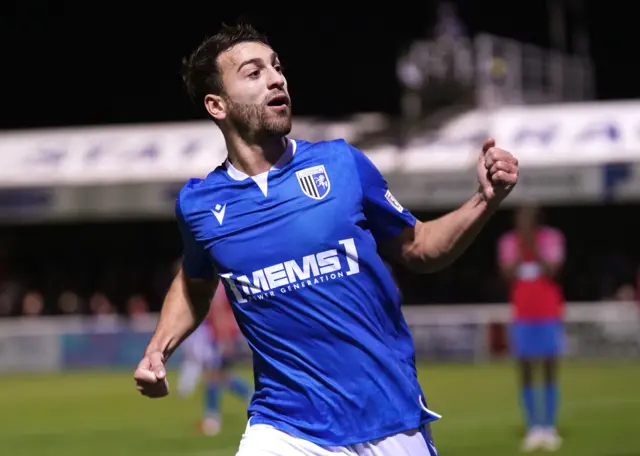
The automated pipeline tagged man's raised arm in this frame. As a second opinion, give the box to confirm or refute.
[384,138,518,273]
[385,192,497,273]
[347,138,518,274]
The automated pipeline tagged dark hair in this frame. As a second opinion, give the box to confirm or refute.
[182,23,270,107]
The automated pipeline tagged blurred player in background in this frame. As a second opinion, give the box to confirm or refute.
[177,280,252,435]
[498,206,565,452]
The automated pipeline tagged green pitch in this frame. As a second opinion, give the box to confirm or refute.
[1,362,638,455]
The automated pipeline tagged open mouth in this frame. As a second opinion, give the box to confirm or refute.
[266,94,290,108]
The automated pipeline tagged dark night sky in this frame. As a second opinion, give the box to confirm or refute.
[0,1,635,130]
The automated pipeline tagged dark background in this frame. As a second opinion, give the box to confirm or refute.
[0,1,638,314]
[0,1,635,129]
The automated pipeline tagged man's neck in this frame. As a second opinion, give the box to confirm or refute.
[225,131,287,176]
[517,226,538,241]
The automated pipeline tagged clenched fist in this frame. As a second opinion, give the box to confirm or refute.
[134,351,169,398]
[477,138,519,203]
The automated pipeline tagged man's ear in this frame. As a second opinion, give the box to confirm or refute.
[204,94,226,121]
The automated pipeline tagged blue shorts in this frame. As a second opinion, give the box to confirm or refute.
[510,320,564,359]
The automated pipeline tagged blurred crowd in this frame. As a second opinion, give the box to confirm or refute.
[0,221,181,319]
[4,288,152,319]
[0,205,638,318]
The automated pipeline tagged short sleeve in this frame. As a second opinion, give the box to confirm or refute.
[497,232,518,268]
[347,143,417,242]
[539,228,566,264]
[176,191,216,280]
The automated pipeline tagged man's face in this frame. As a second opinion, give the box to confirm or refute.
[211,41,292,138]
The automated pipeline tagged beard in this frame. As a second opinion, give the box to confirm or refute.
[225,98,292,140]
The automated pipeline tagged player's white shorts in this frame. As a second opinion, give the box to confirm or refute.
[235,419,438,456]
[181,325,221,369]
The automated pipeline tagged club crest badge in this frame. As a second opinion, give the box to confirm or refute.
[296,165,331,200]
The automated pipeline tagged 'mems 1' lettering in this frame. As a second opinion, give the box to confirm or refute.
[220,238,360,303]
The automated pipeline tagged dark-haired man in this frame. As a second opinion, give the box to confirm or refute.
[134,23,519,456]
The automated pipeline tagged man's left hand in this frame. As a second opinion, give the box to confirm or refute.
[477,137,519,204]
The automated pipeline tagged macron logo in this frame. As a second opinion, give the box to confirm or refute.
[211,203,226,225]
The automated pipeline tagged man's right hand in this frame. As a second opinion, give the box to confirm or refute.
[134,351,169,398]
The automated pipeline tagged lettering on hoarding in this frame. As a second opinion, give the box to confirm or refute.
[410,119,633,153]
[10,115,640,176]
[84,145,105,162]
[510,120,623,148]
[512,125,557,146]
[182,140,201,157]
[575,122,620,142]
[19,136,224,169]
[132,143,160,161]
[27,148,66,166]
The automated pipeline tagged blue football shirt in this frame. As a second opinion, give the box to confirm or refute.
[176,138,441,446]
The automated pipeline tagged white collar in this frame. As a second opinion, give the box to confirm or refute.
[225,138,297,181]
